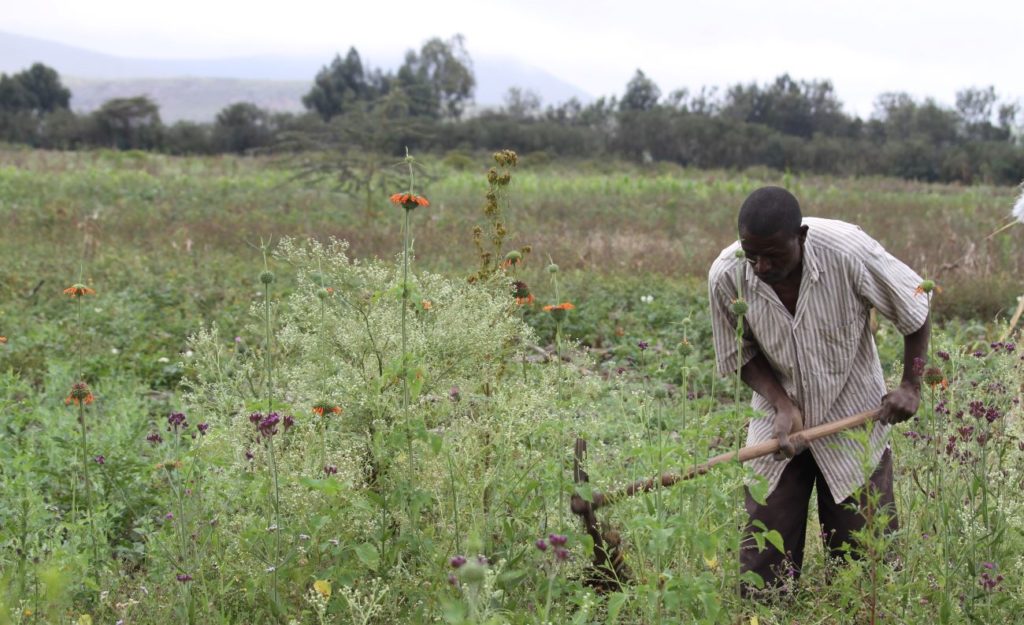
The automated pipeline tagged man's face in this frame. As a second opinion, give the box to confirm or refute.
[739,226,807,285]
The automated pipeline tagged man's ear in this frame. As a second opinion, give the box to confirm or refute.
[798,225,809,245]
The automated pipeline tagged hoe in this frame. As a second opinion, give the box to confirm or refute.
[570,406,882,590]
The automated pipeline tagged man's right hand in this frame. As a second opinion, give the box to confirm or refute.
[772,399,805,461]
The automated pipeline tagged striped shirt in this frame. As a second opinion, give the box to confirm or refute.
[708,217,929,503]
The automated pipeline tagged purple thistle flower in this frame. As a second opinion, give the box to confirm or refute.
[165,512,174,520]
[1005,342,1016,353]
[981,562,996,570]
[637,340,649,351]
[535,538,548,551]
[176,573,192,583]
[245,449,254,461]
[936,350,950,361]
[197,422,210,435]
[554,547,570,562]
[973,350,986,358]
[248,411,263,425]
[449,555,467,569]
[548,533,568,547]
[283,414,295,431]
[257,412,280,438]
[447,573,459,587]
[94,455,105,465]
[323,464,338,476]
[147,432,163,446]
[911,356,926,377]
[167,412,188,431]
[449,386,461,402]
[477,555,489,566]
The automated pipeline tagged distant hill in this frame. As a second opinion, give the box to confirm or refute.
[1,31,593,122]
[62,77,309,123]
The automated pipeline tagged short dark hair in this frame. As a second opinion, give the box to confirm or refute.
[738,186,802,236]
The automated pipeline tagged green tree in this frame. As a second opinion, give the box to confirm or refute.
[620,69,660,112]
[91,96,163,150]
[303,47,385,121]
[281,89,428,218]
[503,87,542,120]
[0,63,70,114]
[722,74,846,138]
[396,35,475,120]
[212,102,274,153]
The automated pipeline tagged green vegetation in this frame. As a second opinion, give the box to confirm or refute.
[0,149,1022,624]
[2,36,1023,184]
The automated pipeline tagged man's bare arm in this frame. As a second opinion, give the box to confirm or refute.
[879,316,930,425]
[740,352,805,459]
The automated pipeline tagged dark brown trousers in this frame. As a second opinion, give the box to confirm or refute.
[739,448,897,596]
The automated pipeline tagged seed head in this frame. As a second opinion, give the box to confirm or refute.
[259,271,275,285]
[65,382,95,406]
[730,298,749,316]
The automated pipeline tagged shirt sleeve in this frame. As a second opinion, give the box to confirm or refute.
[856,237,930,336]
[709,260,759,376]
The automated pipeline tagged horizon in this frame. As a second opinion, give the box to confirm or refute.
[2,0,1024,118]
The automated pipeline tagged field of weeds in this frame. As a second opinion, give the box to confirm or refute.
[0,147,1022,624]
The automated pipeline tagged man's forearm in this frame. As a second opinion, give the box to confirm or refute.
[740,352,794,410]
[902,316,931,386]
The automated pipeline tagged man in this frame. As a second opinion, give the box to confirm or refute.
[707,186,930,596]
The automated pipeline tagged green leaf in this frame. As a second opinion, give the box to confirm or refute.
[606,592,628,623]
[763,529,785,554]
[575,482,594,503]
[441,598,467,624]
[355,542,380,570]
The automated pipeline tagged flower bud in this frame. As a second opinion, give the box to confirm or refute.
[545,263,559,274]
[259,271,275,285]
[730,298,749,316]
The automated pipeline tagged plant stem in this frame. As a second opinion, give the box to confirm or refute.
[78,402,99,566]
[402,207,414,476]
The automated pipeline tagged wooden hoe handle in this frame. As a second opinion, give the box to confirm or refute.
[573,407,881,513]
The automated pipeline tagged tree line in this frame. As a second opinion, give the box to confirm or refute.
[2,36,1022,184]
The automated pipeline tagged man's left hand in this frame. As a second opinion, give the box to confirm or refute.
[879,380,921,425]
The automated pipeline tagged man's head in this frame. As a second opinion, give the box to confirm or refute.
[737,186,808,285]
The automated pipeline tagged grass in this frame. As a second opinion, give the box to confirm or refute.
[0,148,1021,624]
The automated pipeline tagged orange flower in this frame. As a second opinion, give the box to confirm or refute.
[63,284,96,298]
[0,336,7,344]
[421,300,432,311]
[389,192,430,210]
[542,302,575,312]
[515,294,535,305]
[65,381,94,406]
[312,403,342,417]
[543,302,575,321]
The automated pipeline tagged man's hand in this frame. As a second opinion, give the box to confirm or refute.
[879,379,921,425]
[772,399,806,461]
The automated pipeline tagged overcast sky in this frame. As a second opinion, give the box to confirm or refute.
[3,0,1023,117]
